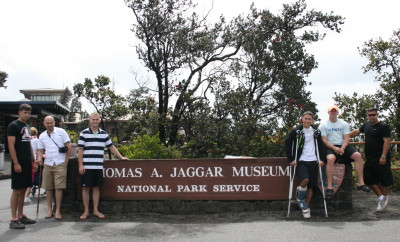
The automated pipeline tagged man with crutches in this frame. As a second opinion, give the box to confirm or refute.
[285,111,326,218]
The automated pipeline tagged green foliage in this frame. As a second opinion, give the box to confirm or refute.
[0,71,8,89]
[333,92,379,130]
[118,133,181,159]
[73,75,129,143]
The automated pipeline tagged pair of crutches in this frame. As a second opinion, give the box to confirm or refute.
[287,131,328,217]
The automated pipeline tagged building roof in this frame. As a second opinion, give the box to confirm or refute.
[0,101,70,115]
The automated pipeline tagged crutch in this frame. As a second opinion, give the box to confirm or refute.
[36,164,43,220]
[315,136,328,217]
[287,132,300,217]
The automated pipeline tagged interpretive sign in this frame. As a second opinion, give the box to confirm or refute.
[78,158,300,200]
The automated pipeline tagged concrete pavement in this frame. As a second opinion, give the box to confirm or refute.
[1,177,400,242]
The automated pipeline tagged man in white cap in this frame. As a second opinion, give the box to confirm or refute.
[319,105,370,198]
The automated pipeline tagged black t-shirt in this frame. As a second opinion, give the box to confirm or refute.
[359,121,391,161]
[7,120,32,160]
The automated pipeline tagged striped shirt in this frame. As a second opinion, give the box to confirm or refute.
[78,128,113,169]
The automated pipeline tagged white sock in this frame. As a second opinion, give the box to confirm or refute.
[298,186,307,191]
[379,195,385,200]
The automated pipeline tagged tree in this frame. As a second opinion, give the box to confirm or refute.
[59,87,72,107]
[358,29,400,139]
[333,92,379,130]
[0,71,8,89]
[73,75,129,143]
[125,0,241,145]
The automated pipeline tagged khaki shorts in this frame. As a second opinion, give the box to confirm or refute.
[42,162,68,189]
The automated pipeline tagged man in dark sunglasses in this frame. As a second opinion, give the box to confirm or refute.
[350,108,392,212]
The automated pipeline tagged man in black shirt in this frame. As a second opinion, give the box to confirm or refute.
[350,108,392,212]
[7,104,37,229]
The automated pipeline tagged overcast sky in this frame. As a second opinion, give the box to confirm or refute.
[1,0,399,121]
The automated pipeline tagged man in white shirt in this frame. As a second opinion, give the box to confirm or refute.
[37,116,71,220]
[319,105,369,198]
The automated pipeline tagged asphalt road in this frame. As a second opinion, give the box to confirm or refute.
[1,177,400,242]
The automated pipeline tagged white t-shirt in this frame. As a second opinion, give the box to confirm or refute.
[31,137,40,160]
[319,119,350,145]
[299,127,317,162]
[38,127,70,166]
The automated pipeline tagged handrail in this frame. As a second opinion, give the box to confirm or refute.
[350,141,400,145]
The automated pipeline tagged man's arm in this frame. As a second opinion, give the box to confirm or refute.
[380,137,391,165]
[349,129,361,138]
[321,136,342,155]
[109,146,128,160]
[64,141,71,163]
[77,148,85,175]
[37,149,44,166]
[7,136,21,173]
[341,134,350,150]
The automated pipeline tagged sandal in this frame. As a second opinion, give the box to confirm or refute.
[80,214,89,220]
[94,212,105,219]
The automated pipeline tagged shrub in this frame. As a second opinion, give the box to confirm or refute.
[118,133,181,159]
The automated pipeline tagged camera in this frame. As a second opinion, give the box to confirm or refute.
[59,146,69,153]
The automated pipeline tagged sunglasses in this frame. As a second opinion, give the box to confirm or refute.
[367,114,377,117]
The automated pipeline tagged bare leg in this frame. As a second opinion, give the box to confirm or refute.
[81,187,90,217]
[10,189,25,219]
[92,187,104,218]
[369,185,382,197]
[326,154,336,189]
[17,188,27,218]
[380,186,390,196]
[54,189,63,219]
[306,187,313,206]
[45,189,53,217]
[351,152,365,186]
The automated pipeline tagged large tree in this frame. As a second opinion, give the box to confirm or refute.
[358,29,400,139]
[125,0,241,145]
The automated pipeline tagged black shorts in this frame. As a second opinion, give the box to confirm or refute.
[11,159,32,189]
[364,161,393,187]
[326,145,357,162]
[81,169,104,187]
[296,161,318,188]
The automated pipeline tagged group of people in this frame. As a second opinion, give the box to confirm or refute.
[285,105,392,218]
[7,103,393,228]
[7,103,127,229]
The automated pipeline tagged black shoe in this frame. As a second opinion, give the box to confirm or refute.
[9,219,25,229]
[357,185,371,193]
[325,189,334,198]
[19,215,36,225]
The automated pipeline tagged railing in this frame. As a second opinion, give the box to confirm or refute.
[350,141,400,170]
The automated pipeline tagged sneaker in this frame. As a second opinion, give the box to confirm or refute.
[9,219,25,229]
[325,189,334,198]
[380,196,389,211]
[19,215,36,225]
[357,185,371,193]
[302,208,311,219]
[24,197,31,203]
[376,199,383,212]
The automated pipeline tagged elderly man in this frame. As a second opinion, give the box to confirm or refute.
[37,116,71,220]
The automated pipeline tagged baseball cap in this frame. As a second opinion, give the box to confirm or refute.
[328,105,339,112]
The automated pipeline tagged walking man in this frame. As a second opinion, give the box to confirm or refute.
[7,103,37,229]
[285,111,326,218]
[350,108,392,211]
[319,105,370,198]
[37,116,71,220]
[78,112,128,220]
